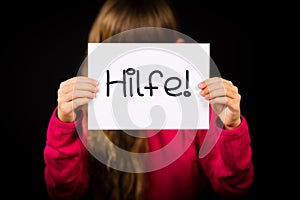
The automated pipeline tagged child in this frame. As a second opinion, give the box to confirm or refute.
[44,0,254,199]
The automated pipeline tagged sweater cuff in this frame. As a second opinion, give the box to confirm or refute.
[219,115,249,138]
[51,107,83,130]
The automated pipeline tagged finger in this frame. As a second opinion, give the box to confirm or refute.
[59,98,91,113]
[199,79,238,96]
[60,76,99,88]
[209,96,240,112]
[58,90,96,104]
[198,77,235,90]
[61,97,93,113]
[203,87,239,100]
[72,98,93,111]
[198,77,221,89]
[58,82,99,96]
[206,77,233,87]
[200,82,221,96]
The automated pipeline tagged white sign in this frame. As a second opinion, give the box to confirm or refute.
[88,43,210,130]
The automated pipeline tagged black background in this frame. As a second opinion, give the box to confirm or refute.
[4,0,264,199]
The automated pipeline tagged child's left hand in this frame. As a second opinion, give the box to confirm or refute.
[198,77,241,130]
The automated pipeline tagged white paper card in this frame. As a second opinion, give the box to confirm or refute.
[88,43,210,130]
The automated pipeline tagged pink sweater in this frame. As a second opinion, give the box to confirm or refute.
[44,108,254,200]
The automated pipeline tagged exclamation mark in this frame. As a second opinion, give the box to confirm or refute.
[183,70,191,97]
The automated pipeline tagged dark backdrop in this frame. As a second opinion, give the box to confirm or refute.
[5,1,261,199]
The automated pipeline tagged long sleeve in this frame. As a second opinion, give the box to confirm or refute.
[198,115,254,199]
[44,108,89,200]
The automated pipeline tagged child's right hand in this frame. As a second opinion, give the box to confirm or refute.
[57,76,99,122]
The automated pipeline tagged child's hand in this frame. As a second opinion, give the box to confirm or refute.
[57,76,99,122]
[198,77,241,130]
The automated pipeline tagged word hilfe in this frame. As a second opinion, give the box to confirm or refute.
[106,68,191,97]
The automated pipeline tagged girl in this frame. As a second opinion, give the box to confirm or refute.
[44,0,254,199]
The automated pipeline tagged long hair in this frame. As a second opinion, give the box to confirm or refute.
[88,0,179,43]
[85,0,179,199]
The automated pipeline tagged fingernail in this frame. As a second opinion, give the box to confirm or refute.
[198,82,204,88]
